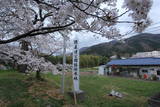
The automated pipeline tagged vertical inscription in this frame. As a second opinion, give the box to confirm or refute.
[72,39,80,92]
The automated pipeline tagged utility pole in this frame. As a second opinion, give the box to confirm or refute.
[61,32,67,94]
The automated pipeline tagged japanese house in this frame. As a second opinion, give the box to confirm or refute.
[106,57,160,80]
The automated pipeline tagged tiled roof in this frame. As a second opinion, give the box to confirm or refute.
[107,57,160,66]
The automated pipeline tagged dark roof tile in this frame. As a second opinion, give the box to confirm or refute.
[107,57,160,66]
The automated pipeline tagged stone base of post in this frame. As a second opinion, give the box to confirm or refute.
[68,90,85,102]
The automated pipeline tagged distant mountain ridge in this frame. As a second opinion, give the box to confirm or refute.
[80,33,160,57]
[80,47,89,53]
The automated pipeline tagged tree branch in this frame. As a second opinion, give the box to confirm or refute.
[0,21,75,44]
[69,0,137,25]
[33,0,59,10]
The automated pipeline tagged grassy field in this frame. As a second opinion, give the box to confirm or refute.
[0,70,160,107]
[0,70,63,107]
[46,72,160,107]
[80,67,98,72]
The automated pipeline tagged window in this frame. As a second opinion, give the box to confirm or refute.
[142,69,148,73]
[74,40,78,44]
[150,68,154,71]
[157,70,160,75]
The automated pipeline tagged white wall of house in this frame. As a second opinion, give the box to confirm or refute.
[130,72,138,78]
[140,67,160,80]
[132,51,160,58]
[109,67,112,73]
[98,65,106,75]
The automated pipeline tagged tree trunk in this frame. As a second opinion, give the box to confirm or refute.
[20,40,30,51]
[36,70,41,80]
[18,40,30,73]
[17,64,27,73]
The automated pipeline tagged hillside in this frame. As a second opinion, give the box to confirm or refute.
[80,33,160,57]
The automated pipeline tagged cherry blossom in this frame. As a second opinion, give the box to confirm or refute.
[0,0,153,75]
[0,44,59,74]
[0,0,153,43]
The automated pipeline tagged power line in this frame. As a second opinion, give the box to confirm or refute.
[144,28,160,33]
[116,21,160,40]
[150,21,160,26]
[143,21,160,30]
[145,25,160,32]
[124,21,160,36]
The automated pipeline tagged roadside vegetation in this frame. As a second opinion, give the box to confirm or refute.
[45,55,109,68]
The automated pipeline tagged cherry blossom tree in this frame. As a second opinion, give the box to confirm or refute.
[0,44,59,79]
[0,32,68,79]
[0,0,153,79]
[0,0,153,44]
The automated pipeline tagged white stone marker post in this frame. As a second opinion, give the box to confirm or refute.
[72,38,80,92]
[70,37,85,103]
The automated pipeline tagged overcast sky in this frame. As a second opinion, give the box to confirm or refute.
[69,0,160,48]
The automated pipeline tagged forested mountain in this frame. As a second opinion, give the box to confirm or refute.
[81,33,160,57]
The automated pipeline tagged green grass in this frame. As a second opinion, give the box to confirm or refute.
[80,67,98,72]
[0,70,63,107]
[1,70,160,107]
[80,76,160,107]
[47,74,160,107]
